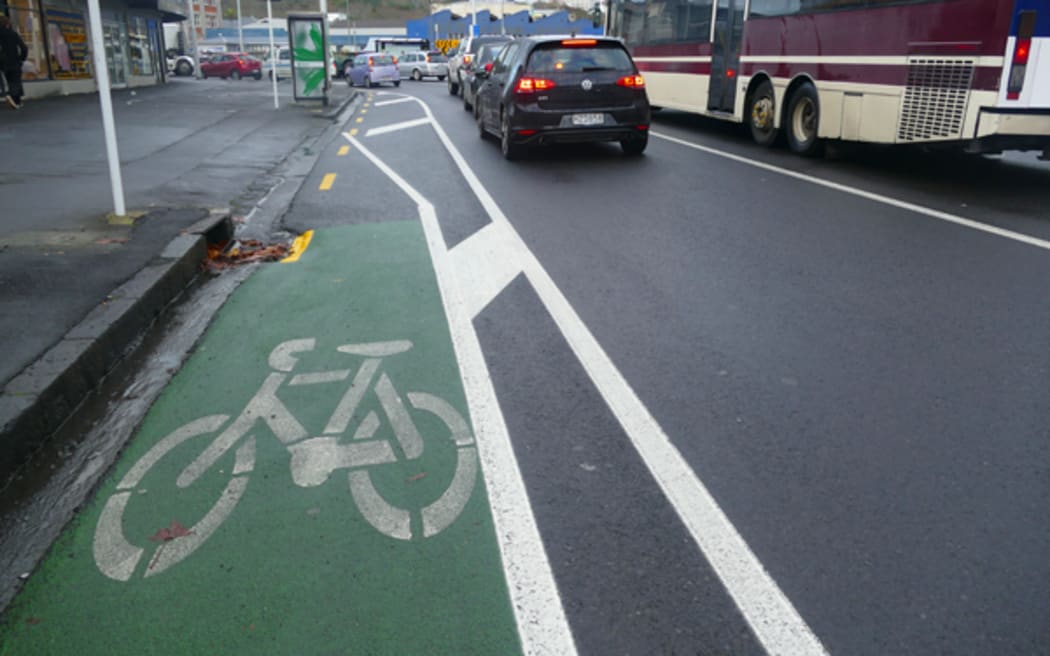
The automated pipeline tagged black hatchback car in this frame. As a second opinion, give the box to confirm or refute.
[475,36,650,159]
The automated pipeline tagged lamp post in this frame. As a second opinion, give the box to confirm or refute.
[85,0,126,216]
[236,0,244,51]
[267,0,279,108]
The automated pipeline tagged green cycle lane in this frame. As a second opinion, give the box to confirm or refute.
[0,222,522,655]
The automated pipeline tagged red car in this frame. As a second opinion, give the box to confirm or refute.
[200,52,263,80]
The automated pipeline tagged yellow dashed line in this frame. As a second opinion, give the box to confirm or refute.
[281,230,314,263]
[355,117,363,124]
[319,173,337,191]
[338,145,350,156]
[361,109,368,114]
[350,128,359,136]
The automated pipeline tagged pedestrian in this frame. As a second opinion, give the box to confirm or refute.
[0,14,28,109]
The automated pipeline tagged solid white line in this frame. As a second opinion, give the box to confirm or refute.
[344,131,579,656]
[365,117,431,137]
[407,98,829,655]
[448,222,523,318]
[651,131,1050,252]
[374,97,415,107]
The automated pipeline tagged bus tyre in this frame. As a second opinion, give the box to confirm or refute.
[786,83,822,157]
[748,79,778,147]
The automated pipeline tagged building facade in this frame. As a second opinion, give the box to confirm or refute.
[1,0,183,98]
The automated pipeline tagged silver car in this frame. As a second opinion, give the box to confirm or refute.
[398,51,448,81]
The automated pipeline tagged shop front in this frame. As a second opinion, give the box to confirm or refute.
[0,0,183,98]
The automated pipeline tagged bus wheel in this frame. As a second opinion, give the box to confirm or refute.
[786,83,822,156]
[748,80,777,147]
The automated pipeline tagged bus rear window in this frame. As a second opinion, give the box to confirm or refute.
[526,44,633,73]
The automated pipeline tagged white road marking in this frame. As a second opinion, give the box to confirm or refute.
[448,222,524,318]
[366,117,431,137]
[345,131,580,656]
[374,97,415,107]
[652,131,1050,252]
[379,97,829,656]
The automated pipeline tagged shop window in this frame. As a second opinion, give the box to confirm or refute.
[44,6,91,79]
[128,15,152,75]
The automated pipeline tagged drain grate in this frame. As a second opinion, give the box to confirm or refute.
[898,58,975,142]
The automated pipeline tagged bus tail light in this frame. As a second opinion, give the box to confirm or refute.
[516,77,555,93]
[1007,10,1036,100]
[616,75,645,88]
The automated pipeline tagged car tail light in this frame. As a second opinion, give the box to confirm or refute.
[485,62,494,73]
[516,77,555,93]
[368,56,374,68]
[1007,10,1036,100]
[616,75,645,88]
[393,56,398,65]
[562,39,597,46]
[426,54,431,63]
[464,54,473,65]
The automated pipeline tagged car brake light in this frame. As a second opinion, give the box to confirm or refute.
[393,56,398,65]
[1007,10,1036,100]
[616,75,645,88]
[426,54,430,63]
[464,54,473,65]
[368,56,374,67]
[516,77,555,93]
[485,62,494,73]
[562,39,597,46]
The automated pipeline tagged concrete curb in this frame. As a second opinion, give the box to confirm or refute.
[0,210,233,483]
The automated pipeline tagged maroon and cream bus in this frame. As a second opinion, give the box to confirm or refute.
[607,0,1050,156]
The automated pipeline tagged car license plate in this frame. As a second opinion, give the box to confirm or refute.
[572,113,604,126]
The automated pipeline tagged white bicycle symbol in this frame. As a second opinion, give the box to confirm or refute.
[93,338,478,581]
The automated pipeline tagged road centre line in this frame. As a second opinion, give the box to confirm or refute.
[338,145,350,156]
[319,173,336,191]
[408,97,830,656]
[375,97,414,107]
[344,131,578,656]
[652,131,1050,252]
[366,117,432,138]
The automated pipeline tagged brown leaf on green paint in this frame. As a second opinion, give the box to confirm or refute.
[26,617,41,625]
[149,520,194,542]
[407,472,427,482]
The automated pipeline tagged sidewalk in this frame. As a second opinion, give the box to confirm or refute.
[0,78,356,483]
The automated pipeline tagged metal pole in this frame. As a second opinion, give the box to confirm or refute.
[471,0,476,35]
[236,0,244,51]
[319,0,329,105]
[86,0,126,216]
[501,0,505,34]
[267,0,279,108]
[186,0,201,78]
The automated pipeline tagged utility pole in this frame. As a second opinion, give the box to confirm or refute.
[267,0,279,108]
[186,0,201,78]
[86,0,126,216]
[237,0,244,51]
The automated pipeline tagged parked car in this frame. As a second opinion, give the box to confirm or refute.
[475,36,651,159]
[264,46,292,80]
[462,39,511,112]
[399,50,448,81]
[200,52,263,80]
[345,52,401,88]
[447,35,515,97]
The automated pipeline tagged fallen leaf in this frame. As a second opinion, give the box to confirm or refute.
[96,237,130,245]
[407,472,427,482]
[149,520,194,542]
[26,617,41,625]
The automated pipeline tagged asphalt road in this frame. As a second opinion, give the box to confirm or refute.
[304,82,1049,655]
[4,78,1049,655]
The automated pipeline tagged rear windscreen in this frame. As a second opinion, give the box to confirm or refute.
[428,53,448,62]
[371,55,394,65]
[526,44,633,74]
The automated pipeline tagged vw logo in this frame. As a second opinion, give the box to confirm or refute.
[581,79,593,91]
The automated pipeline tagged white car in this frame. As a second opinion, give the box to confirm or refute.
[264,46,292,80]
[398,51,448,81]
[166,53,196,77]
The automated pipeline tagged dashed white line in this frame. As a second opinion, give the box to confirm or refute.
[365,117,432,137]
